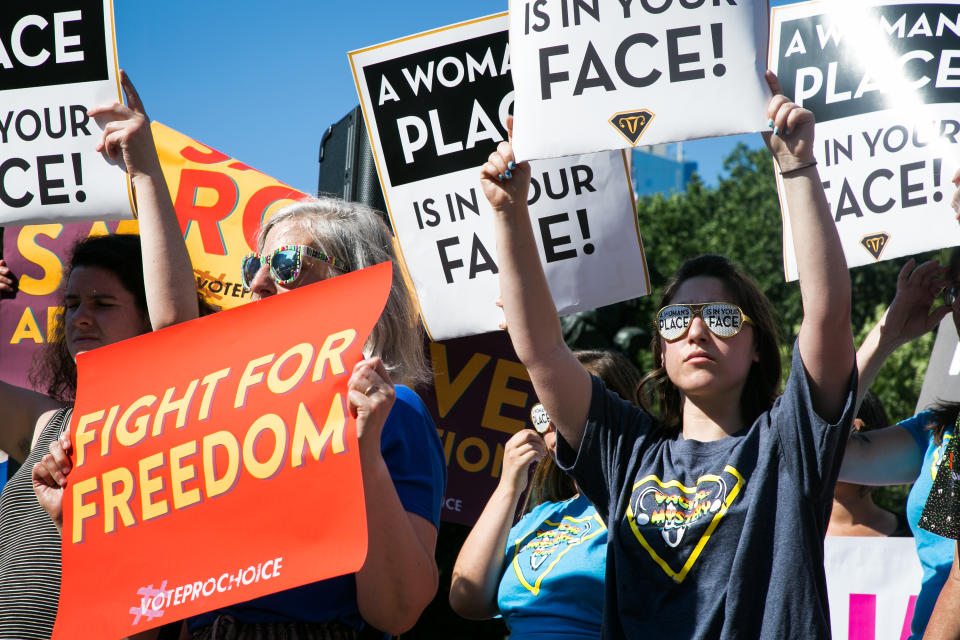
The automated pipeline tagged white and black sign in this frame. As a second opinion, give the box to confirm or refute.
[508,0,770,161]
[0,0,131,225]
[351,14,649,340]
[771,0,960,279]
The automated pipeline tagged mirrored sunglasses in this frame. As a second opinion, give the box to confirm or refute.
[945,285,960,306]
[530,403,551,434]
[655,302,753,341]
[240,245,347,289]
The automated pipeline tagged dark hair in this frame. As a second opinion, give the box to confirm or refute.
[30,234,148,401]
[855,390,890,433]
[927,400,960,444]
[638,254,781,437]
[521,350,642,513]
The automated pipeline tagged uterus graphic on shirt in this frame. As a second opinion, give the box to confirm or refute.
[625,465,744,583]
[511,513,606,595]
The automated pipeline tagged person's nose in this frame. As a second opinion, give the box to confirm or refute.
[69,300,95,328]
[686,314,710,342]
[249,262,277,300]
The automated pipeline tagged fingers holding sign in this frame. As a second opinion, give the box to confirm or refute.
[0,260,17,296]
[32,426,73,534]
[479,116,531,214]
[88,70,162,181]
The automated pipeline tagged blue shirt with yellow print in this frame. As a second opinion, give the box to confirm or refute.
[900,410,954,640]
[498,493,606,639]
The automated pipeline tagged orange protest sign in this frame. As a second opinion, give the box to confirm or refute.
[52,262,393,639]
[151,121,308,310]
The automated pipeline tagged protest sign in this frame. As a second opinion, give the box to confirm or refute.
[0,123,306,393]
[507,0,770,160]
[771,0,960,280]
[0,0,134,225]
[824,537,923,640]
[350,13,649,340]
[52,262,392,639]
[152,122,308,310]
[421,330,538,526]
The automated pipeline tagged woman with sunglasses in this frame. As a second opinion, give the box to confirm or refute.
[479,72,856,639]
[187,200,444,638]
[0,72,198,640]
[449,350,640,639]
[836,250,960,639]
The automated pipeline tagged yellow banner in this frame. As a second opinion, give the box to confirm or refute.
[152,121,308,309]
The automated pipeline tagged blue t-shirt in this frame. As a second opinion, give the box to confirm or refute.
[557,342,856,640]
[898,411,954,640]
[189,385,446,630]
[498,494,607,639]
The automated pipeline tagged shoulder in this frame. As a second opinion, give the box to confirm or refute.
[897,410,938,446]
[384,386,436,437]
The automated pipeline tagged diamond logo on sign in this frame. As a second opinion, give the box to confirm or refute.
[860,233,890,260]
[609,110,655,145]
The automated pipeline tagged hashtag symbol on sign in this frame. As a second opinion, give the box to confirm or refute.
[129,580,168,624]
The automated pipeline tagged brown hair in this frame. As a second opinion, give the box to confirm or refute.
[30,234,149,402]
[637,254,781,437]
[521,350,642,513]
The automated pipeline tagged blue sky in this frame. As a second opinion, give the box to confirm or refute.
[114,0,798,195]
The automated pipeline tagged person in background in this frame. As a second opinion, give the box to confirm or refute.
[837,252,959,639]
[828,390,911,537]
[0,72,198,640]
[450,350,641,639]
[36,198,446,639]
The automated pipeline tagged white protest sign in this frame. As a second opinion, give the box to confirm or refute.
[350,13,649,340]
[0,1,132,225]
[507,0,770,161]
[771,0,960,280]
[824,537,923,640]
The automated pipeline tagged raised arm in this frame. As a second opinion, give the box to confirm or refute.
[88,70,198,330]
[350,358,440,635]
[450,429,545,619]
[482,123,592,449]
[765,71,854,421]
[857,259,947,401]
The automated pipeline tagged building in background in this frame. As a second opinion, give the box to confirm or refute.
[631,143,697,198]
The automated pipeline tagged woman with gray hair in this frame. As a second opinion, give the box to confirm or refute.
[191,197,446,638]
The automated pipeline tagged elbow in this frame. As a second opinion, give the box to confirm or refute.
[360,565,439,635]
[448,571,497,620]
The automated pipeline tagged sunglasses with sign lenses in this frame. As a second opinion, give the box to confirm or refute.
[530,403,551,434]
[240,245,346,289]
[655,302,753,341]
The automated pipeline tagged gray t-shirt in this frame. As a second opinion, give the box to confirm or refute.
[556,344,856,639]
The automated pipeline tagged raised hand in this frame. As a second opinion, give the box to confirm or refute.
[498,428,546,496]
[763,71,816,172]
[88,70,162,182]
[878,259,950,347]
[347,357,396,453]
[479,116,532,214]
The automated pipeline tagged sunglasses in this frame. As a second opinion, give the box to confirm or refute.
[241,245,347,289]
[655,302,754,341]
[530,403,551,434]
[946,285,960,306]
